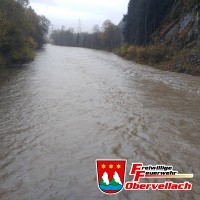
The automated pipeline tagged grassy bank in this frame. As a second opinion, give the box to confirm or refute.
[114,44,200,76]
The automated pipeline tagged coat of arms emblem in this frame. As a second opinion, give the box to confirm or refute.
[96,160,127,194]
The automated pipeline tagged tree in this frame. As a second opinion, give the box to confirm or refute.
[123,0,174,45]
[16,0,29,7]
[91,24,101,48]
[0,10,9,47]
[0,0,50,64]
[50,20,123,50]
[101,20,117,50]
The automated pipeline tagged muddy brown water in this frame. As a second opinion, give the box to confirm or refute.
[0,44,200,200]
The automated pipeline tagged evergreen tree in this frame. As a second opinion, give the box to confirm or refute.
[123,0,174,45]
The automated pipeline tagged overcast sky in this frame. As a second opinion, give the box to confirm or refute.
[29,0,129,32]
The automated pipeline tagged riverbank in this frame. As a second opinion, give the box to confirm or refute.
[116,0,200,76]
[114,44,200,76]
[0,0,49,75]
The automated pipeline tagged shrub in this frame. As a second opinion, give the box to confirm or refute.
[116,44,170,65]
[126,45,167,64]
[126,46,137,59]
[146,45,167,63]
[119,43,129,57]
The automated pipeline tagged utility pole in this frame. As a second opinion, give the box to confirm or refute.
[76,18,82,46]
[77,18,82,33]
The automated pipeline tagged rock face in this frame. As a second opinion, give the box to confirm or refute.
[153,1,200,74]
[158,1,200,48]
[179,10,195,33]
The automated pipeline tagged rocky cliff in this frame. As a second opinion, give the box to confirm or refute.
[153,0,200,74]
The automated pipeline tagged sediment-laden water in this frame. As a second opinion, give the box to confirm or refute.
[0,45,200,200]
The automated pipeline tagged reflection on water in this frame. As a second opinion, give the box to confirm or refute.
[0,44,200,200]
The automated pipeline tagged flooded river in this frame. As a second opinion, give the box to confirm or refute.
[0,44,200,200]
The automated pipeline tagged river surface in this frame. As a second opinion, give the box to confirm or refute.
[0,44,200,200]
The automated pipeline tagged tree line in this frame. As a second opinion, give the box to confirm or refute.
[123,0,174,45]
[50,20,124,50]
[0,0,50,65]
[50,0,175,49]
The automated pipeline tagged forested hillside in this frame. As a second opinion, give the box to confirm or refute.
[117,0,200,75]
[123,0,174,45]
[0,0,50,66]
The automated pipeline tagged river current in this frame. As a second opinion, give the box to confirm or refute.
[0,45,200,200]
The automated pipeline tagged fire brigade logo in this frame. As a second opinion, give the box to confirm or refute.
[96,160,127,194]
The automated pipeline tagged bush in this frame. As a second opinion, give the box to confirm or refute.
[126,46,144,60]
[116,43,129,57]
[11,45,35,63]
[124,45,167,64]
[116,42,175,65]
[146,45,167,63]
[126,46,137,59]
